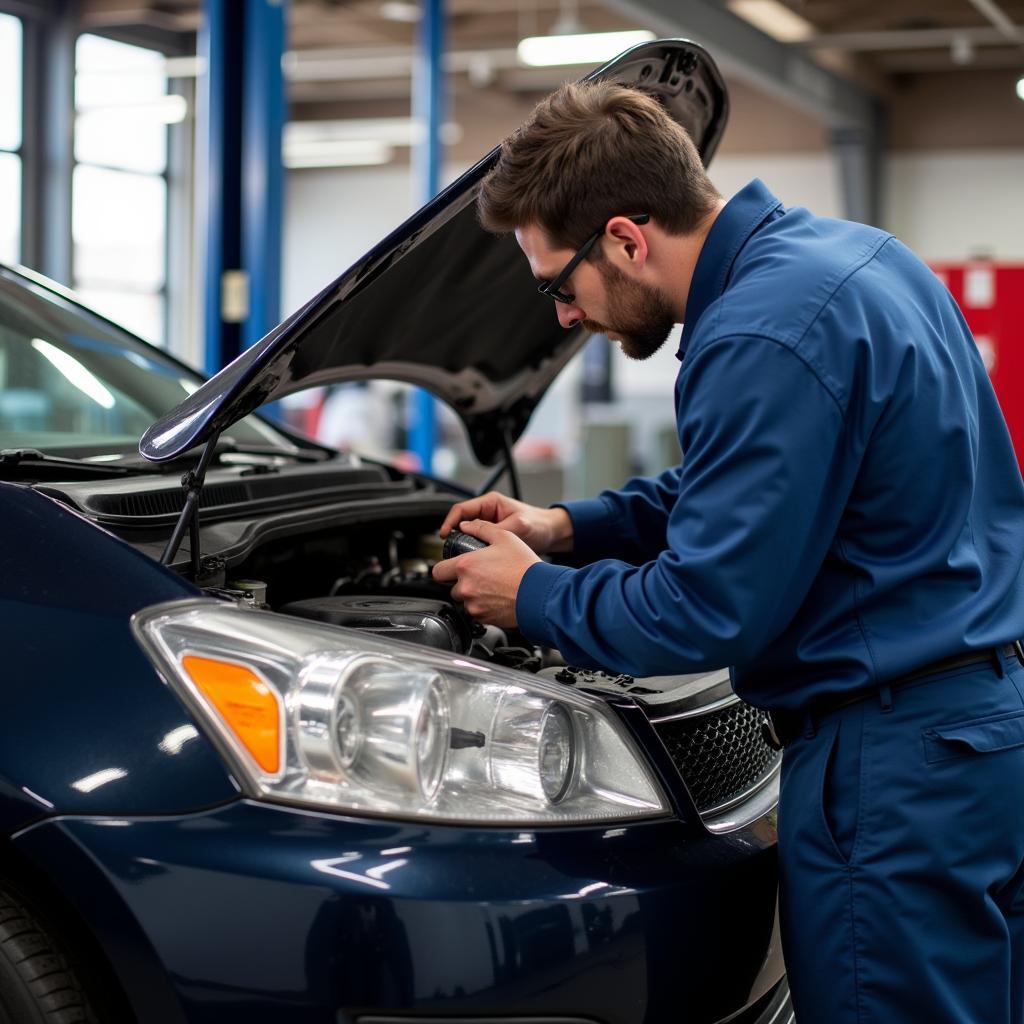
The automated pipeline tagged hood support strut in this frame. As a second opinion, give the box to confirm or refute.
[160,432,221,577]
[478,426,522,501]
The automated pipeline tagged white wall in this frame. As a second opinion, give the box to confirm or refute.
[283,165,415,318]
[884,150,1024,262]
[282,163,468,319]
[610,152,843,400]
[281,152,846,324]
[280,148,1024,480]
[710,153,844,220]
[283,148,1024,330]
[279,153,846,474]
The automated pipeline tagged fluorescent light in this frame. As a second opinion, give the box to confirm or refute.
[727,0,815,42]
[282,118,464,167]
[517,30,655,68]
[284,139,393,169]
[285,117,461,147]
[31,337,115,410]
[1016,74,1024,101]
[379,1,419,21]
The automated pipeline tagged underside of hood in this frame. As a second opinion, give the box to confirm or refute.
[141,39,729,467]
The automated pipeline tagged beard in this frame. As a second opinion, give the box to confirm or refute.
[582,262,677,360]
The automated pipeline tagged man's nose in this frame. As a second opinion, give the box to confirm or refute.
[556,301,584,329]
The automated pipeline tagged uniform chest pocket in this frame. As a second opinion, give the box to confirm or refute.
[923,708,1024,765]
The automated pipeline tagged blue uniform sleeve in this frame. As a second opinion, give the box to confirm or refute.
[556,465,684,565]
[516,335,849,675]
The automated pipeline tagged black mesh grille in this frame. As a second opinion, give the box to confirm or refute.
[93,483,250,517]
[653,700,780,813]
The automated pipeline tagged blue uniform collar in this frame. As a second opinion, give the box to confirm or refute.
[677,179,784,359]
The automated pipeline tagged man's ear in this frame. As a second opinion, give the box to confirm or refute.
[604,215,649,269]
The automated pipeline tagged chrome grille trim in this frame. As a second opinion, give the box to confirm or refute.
[650,692,742,724]
[651,696,781,817]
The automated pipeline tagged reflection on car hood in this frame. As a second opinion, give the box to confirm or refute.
[141,39,729,467]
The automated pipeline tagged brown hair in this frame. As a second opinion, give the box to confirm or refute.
[477,80,720,251]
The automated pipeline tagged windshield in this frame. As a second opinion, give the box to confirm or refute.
[0,267,293,457]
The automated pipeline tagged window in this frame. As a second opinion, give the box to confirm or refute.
[73,34,173,346]
[0,13,22,264]
[0,268,290,454]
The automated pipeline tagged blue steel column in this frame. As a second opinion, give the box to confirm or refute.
[410,0,446,473]
[198,0,239,376]
[242,0,287,351]
[198,0,286,377]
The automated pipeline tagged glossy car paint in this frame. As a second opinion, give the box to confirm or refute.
[0,483,237,834]
[0,38,788,1022]
[13,800,780,1024]
[0,471,785,1022]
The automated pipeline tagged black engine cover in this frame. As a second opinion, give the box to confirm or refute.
[278,595,470,652]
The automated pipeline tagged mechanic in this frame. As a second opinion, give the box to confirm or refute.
[432,81,1024,1024]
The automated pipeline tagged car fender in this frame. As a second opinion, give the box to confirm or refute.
[0,484,239,835]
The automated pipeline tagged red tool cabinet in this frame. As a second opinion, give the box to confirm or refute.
[931,262,1024,471]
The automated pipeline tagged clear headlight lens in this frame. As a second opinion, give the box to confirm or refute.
[134,599,669,825]
[298,656,450,801]
[490,690,577,803]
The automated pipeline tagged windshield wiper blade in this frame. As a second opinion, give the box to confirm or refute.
[124,438,335,473]
[219,442,333,462]
[0,449,149,477]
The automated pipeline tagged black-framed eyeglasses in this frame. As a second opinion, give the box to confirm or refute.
[537,213,650,304]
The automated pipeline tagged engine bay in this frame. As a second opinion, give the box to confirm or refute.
[207,519,567,673]
[39,462,730,713]
[196,513,692,701]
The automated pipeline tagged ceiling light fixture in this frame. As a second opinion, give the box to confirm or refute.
[284,117,461,149]
[379,1,420,22]
[726,0,815,42]
[1017,73,1024,100]
[517,0,654,68]
[283,139,393,170]
[950,33,974,65]
[517,30,656,67]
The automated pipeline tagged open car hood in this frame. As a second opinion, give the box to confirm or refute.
[141,39,728,467]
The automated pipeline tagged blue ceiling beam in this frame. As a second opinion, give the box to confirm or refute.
[604,0,885,224]
[604,0,877,128]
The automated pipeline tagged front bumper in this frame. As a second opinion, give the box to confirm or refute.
[14,798,782,1024]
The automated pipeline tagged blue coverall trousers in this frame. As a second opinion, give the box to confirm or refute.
[778,649,1024,1023]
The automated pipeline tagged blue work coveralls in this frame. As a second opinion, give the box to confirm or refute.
[516,179,1024,1023]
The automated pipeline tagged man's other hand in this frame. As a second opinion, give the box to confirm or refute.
[439,491,574,554]
[432,520,541,628]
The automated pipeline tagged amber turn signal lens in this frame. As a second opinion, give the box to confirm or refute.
[182,655,282,774]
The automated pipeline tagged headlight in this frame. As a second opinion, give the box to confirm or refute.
[134,599,669,825]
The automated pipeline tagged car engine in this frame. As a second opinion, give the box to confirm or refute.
[199,515,664,694]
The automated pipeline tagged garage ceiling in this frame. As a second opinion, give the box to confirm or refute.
[67,0,1024,156]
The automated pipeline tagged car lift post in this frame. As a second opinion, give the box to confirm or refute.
[197,0,287,379]
[410,0,446,474]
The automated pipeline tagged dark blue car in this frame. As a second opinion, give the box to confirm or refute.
[0,40,791,1024]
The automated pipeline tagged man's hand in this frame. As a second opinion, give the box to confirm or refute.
[432,520,540,628]
[439,491,574,554]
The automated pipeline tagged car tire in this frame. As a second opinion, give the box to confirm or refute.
[0,881,98,1024]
